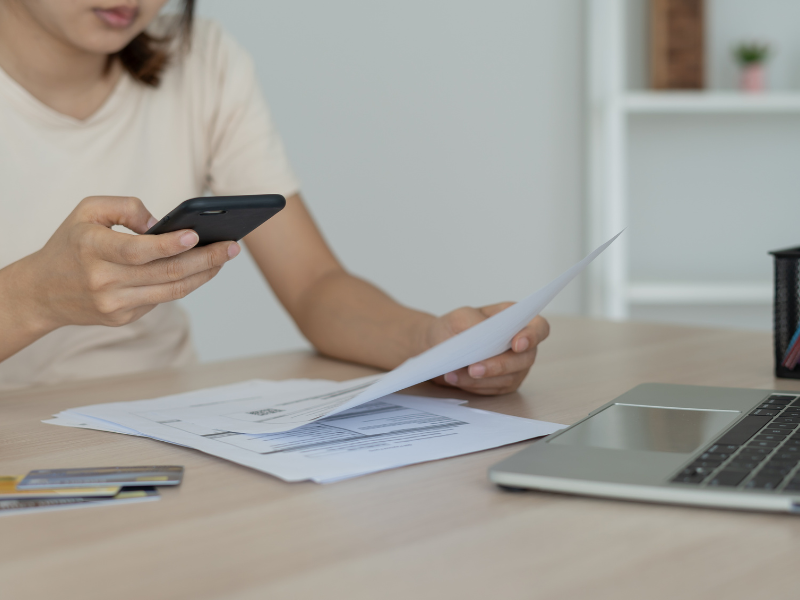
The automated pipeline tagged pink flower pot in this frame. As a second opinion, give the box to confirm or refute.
[741,64,766,93]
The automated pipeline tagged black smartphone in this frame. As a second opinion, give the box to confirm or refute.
[145,194,286,246]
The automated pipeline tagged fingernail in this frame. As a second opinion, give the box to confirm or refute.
[515,337,530,352]
[146,217,158,229]
[227,242,241,259]
[180,231,199,247]
[444,372,458,385]
[469,364,486,379]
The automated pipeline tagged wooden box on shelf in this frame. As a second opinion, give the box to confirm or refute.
[650,0,705,89]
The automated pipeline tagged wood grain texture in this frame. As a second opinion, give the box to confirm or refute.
[1,316,798,600]
[651,0,706,89]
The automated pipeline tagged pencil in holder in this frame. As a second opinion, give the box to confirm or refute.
[771,245,800,379]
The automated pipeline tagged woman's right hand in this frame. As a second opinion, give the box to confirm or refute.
[15,195,239,333]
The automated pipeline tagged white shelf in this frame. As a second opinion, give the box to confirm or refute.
[586,0,793,318]
[627,282,772,305]
[623,91,800,114]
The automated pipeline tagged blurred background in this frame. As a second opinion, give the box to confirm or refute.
[178,0,800,363]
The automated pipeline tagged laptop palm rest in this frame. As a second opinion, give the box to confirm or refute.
[549,404,740,454]
[487,384,800,513]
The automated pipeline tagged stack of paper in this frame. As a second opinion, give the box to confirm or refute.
[44,233,620,483]
[47,383,564,483]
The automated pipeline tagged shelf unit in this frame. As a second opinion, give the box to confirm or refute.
[624,91,800,113]
[585,0,797,319]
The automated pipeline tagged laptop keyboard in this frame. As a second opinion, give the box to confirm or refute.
[672,394,800,492]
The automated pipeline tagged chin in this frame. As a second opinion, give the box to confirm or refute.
[74,30,141,55]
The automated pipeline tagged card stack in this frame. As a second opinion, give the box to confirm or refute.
[0,466,183,515]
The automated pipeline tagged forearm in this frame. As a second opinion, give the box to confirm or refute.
[245,194,435,370]
[0,257,54,363]
[292,268,435,371]
[245,193,545,395]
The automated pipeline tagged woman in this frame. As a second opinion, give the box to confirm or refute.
[0,0,548,392]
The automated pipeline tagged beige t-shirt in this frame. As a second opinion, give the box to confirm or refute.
[0,19,300,390]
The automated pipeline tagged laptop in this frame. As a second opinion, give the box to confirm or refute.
[489,383,800,513]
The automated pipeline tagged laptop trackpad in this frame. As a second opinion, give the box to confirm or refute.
[549,404,740,454]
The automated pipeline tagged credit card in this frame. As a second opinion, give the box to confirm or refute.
[17,466,184,490]
[0,476,120,499]
[0,487,159,516]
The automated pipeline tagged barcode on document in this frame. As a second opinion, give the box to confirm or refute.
[247,408,284,416]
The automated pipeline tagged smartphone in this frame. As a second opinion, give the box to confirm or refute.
[145,194,286,246]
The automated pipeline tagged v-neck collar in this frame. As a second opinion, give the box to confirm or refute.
[0,62,133,128]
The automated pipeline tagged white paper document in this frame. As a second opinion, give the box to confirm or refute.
[47,389,563,483]
[95,232,620,436]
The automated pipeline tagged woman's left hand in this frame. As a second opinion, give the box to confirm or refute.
[423,303,550,395]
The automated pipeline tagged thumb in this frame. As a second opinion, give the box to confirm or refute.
[478,301,515,319]
[446,307,488,336]
[78,196,156,234]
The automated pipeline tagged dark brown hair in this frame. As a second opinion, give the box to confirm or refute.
[114,0,196,87]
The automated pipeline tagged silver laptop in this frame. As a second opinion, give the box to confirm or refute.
[489,383,800,513]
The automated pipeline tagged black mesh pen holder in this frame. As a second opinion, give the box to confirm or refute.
[772,245,800,379]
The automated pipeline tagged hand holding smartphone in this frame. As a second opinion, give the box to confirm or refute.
[145,194,286,246]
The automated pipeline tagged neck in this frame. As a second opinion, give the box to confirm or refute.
[0,2,120,120]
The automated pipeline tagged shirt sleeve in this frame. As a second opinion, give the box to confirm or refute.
[195,21,301,198]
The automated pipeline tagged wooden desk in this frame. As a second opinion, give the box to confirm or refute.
[2,317,798,600]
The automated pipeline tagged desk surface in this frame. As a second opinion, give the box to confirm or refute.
[2,317,798,600]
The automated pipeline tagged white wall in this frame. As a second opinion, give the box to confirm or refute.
[181,0,586,362]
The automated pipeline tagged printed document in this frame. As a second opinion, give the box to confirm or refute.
[47,390,563,483]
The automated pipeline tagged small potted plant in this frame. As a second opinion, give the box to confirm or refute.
[734,42,771,93]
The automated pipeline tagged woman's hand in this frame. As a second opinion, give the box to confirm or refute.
[424,303,550,395]
[15,195,239,333]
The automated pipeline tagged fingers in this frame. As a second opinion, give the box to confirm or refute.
[77,196,156,234]
[84,265,223,327]
[125,241,239,286]
[469,347,538,380]
[436,321,545,395]
[452,317,546,387]
[477,305,549,353]
[461,347,536,384]
[124,266,223,307]
[88,226,204,265]
[434,366,527,396]
[75,196,239,267]
[449,316,547,381]
[510,315,550,353]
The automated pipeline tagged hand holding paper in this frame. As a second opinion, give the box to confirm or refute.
[428,301,550,395]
